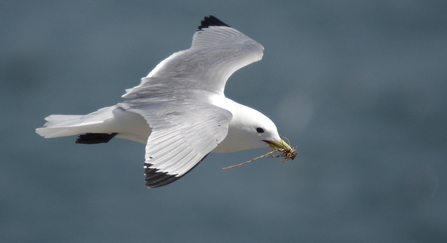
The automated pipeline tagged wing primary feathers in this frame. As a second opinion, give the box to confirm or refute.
[144,168,177,188]
[198,15,230,30]
[144,154,210,188]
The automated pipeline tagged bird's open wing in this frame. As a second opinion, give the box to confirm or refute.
[119,100,232,188]
[122,15,264,98]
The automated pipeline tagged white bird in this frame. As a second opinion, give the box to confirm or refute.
[36,15,294,188]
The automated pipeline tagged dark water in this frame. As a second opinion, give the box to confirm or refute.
[1,1,446,242]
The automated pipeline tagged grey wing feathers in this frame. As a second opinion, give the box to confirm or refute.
[122,16,263,98]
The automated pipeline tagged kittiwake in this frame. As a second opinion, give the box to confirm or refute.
[36,15,295,188]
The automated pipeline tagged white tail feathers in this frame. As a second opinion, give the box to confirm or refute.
[36,105,151,144]
[35,106,117,138]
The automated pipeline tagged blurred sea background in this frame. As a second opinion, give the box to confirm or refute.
[1,1,446,242]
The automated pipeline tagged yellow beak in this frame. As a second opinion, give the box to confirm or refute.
[266,139,293,151]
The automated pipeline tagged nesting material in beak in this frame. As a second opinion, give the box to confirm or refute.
[222,138,297,169]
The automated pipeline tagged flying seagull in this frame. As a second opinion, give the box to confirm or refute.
[36,15,295,188]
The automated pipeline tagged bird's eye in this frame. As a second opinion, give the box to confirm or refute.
[256,127,265,133]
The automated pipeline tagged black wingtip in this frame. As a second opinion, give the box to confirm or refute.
[76,133,118,144]
[144,154,210,188]
[198,15,230,30]
[144,167,180,188]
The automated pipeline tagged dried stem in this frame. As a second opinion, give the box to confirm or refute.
[222,150,278,169]
[222,146,297,170]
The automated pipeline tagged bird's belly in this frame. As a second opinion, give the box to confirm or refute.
[110,108,151,144]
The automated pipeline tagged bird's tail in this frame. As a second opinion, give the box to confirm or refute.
[35,106,117,139]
